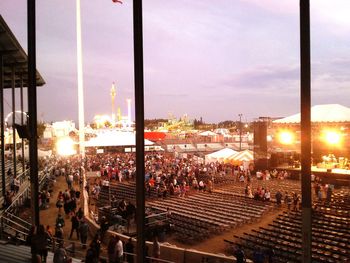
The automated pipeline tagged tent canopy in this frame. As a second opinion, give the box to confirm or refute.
[198,131,217,136]
[85,131,154,147]
[205,148,237,164]
[144,131,166,141]
[228,149,254,162]
[273,104,350,124]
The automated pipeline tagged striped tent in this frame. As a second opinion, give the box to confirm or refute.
[227,149,254,163]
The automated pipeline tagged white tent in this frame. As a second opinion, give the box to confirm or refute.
[228,150,254,162]
[198,131,217,136]
[205,148,238,164]
[84,131,154,147]
[273,104,350,123]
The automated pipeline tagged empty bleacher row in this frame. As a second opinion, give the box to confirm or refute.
[0,241,82,263]
[148,191,273,243]
[95,180,274,244]
[227,193,350,263]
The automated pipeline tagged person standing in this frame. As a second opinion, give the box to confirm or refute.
[107,235,117,263]
[31,225,49,263]
[234,245,246,263]
[53,242,68,263]
[125,238,134,263]
[69,212,80,240]
[152,236,160,261]
[56,214,65,228]
[114,236,123,263]
[275,191,282,206]
[79,218,89,249]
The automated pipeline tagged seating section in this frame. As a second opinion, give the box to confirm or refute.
[0,242,81,263]
[0,160,27,195]
[96,180,273,244]
[148,192,272,243]
[228,192,350,262]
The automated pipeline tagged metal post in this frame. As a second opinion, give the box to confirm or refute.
[27,0,40,227]
[300,1,312,262]
[133,0,145,262]
[11,66,17,180]
[20,74,25,174]
[76,0,85,158]
[239,113,242,151]
[0,54,5,197]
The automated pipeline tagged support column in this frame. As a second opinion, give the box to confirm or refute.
[20,74,25,174]
[12,66,17,179]
[27,0,40,227]
[0,54,5,197]
[300,1,312,262]
[133,0,145,262]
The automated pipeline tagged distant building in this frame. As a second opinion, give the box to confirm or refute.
[51,121,76,137]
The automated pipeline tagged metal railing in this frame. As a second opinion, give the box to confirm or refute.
[1,166,53,239]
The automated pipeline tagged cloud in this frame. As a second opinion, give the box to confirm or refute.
[219,64,299,96]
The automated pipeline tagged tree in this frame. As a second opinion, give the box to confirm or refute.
[37,122,46,138]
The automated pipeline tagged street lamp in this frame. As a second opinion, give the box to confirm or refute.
[238,114,243,151]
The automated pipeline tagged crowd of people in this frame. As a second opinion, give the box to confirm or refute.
[2,151,339,263]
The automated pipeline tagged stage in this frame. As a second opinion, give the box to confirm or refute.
[274,165,350,187]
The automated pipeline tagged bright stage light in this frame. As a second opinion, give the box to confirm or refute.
[323,130,341,145]
[56,137,75,156]
[278,131,294,145]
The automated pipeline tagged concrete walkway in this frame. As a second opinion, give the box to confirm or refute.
[39,175,91,260]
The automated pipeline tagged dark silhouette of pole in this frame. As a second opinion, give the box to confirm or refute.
[133,0,146,262]
[300,0,312,262]
[20,74,25,174]
[11,66,17,179]
[0,54,5,197]
[27,0,40,227]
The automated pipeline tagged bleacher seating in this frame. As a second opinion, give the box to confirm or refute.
[227,192,350,262]
[0,241,82,263]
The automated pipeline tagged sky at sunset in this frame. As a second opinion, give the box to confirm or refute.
[1,0,350,123]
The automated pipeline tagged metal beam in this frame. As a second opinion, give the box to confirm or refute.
[133,0,146,262]
[12,66,17,180]
[0,54,5,197]
[27,0,39,227]
[20,74,25,175]
[300,1,312,262]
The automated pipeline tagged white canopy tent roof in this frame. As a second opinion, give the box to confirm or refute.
[227,149,254,162]
[198,131,218,136]
[273,104,350,124]
[205,148,238,164]
[84,131,154,147]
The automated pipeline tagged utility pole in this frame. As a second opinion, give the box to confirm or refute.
[239,113,242,151]
[76,0,85,158]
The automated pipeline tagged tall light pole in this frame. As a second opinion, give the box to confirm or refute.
[239,113,243,151]
[111,82,116,125]
[76,0,85,158]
